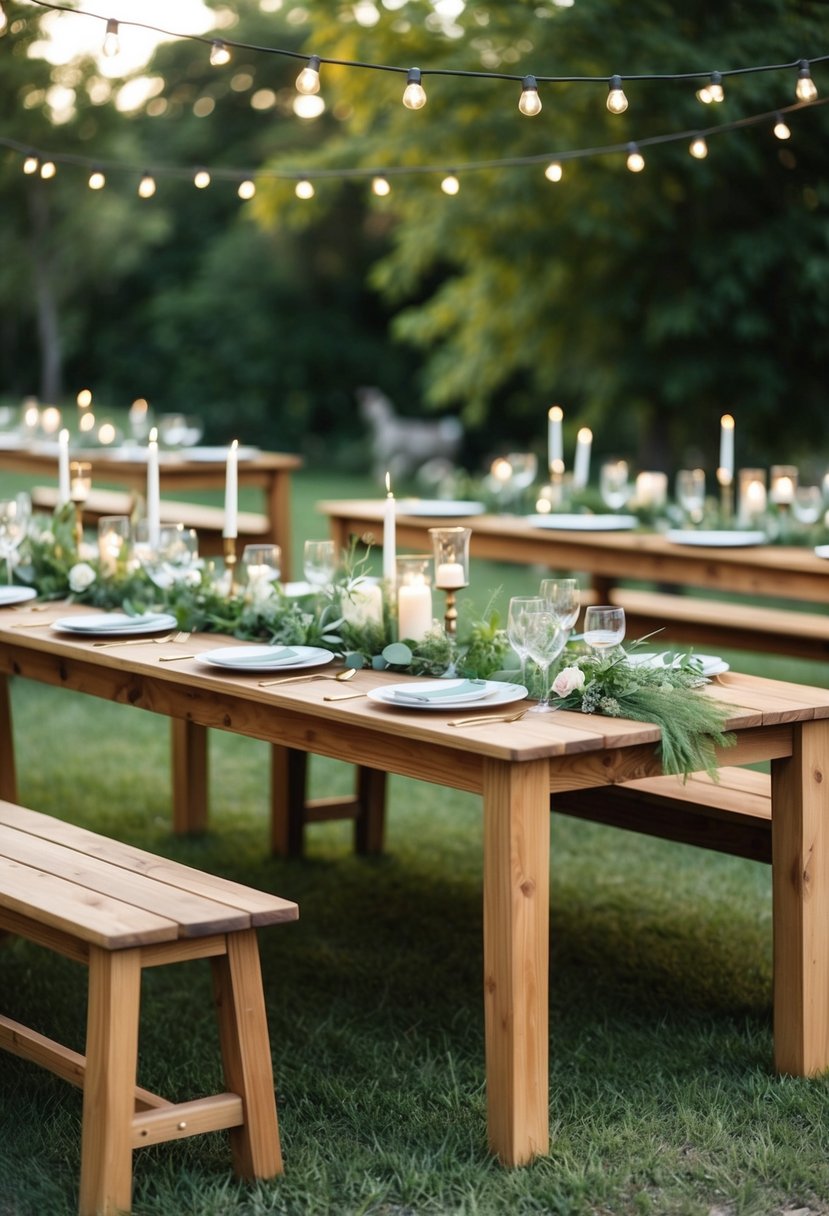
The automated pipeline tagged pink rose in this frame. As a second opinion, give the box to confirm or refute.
[552,666,585,697]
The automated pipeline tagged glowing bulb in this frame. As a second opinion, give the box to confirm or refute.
[773,113,791,140]
[402,67,427,110]
[295,178,315,200]
[544,161,563,183]
[441,174,460,195]
[79,411,96,433]
[796,60,817,102]
[138,172,156,198]
[210,39,231,67]
[98,422,116,445]
[372,176,391,196]
[626,143,645,172]
[606,74,628,114]
[40,161,56,179]
[0,2,7,35]
[708,72,724,103]
[88,169,106,190]
[77,389,92,407]
[518,74,542,117]
[102,17,120,58]
[696,85,712,104]
[238,178,256,199]
[194,169,211,188]
[296,55,321,95]
[689,136,708,159]
[23,155,38,175]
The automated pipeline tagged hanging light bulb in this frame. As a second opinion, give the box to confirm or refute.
[696,84,712,104]
[402,67,427,110]
[606,74,628,114]
[194,169,211,188]
[708,71,724,103]
[295,178,315,200]
[795,60,818,102]
[518,74,542,117]
[88,169,106,189]
[22,155,39,175]
[544,161,563,183]
[238,178,256,199]
[773,113,791,140]
[40,161,56,179]
[296,55,321,95]
[138,172,156,198]
[626,142,645,172]
[102,17,120,58]
[440,174,460,195]
[689,136,708,159]
[209,39,231,67]
[371,176,391,197]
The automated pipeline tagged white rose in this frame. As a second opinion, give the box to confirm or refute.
[552,666,585,697]
[68,561,96,592]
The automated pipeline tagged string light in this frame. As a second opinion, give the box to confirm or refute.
[795,59,818,101]
[88,168,105,189]
[296,55,321,95]
[371,176,391,196]
[441,174,460,195]
[402,68,427,111]
[544,161,563,182]
[607,75,628,114]
[194,168,211,188]
[102,17,119,58]
[697,71,725,104]
[295,178,314,199]
[773,112,791,139]
[137,172,156,198]
[22,155,38,175]
[238,178,255,199]
[209,40,231,67]
[518,75,542,117]
[40,160,56,178]
[689,136,708,158]
[626,142,645,172]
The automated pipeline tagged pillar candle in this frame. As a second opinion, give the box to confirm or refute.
[548,405,564,475]
[719,414,735,483]
[572,427,592,489]
[397,582,433,641]
[147,427,160,547]
[223,439,238,539]
[382,472,396,585]
[58,428,70,506]
[435,561,466,589]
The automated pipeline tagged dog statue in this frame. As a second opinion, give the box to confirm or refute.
[357,386,463,482]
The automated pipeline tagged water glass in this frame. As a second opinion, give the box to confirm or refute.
[792,486,823,525]
[303,539,337,588]
[97,515,131,576]
[136,523,199,590]
[242,544,281,589]
[523,608,568,713]
[583,605,626,655]
[676,468,706,523]
[599,460,630,510]
[507,596,544,686]
[0,494,31,583]
[540,577,580,632]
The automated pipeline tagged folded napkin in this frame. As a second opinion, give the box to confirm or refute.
[391,679,489,705]
[216,646,298,666]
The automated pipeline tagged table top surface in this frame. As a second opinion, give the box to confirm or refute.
[0,444,302,475]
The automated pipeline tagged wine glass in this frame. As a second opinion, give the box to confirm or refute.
[792,485,823,525]
[136,523,199,590]
[523,608,568,713]
[599,460,631,511]
[0,494,31,584]
[540,577,580,634]
[303,540,337,589]
[507,596,544,687]
[242,544,281,591]
[583,606,626,656]
[676,469,706,524]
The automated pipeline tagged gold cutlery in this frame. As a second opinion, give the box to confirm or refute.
[93,631,191,649]
[258,668,356,688]
[323,691,368,701]
[448,708,529,728]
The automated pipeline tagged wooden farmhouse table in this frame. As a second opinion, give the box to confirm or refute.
[2,603,829,1166]
[0,445,302,577]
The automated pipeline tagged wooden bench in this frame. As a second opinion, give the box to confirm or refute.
[30,486,270,556]
[552,766,772,863]
[611,587,829,662]
[0,799,298,1216]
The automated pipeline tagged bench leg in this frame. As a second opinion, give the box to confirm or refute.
[79,947,142,1216]
[0,673,16,803]
[171,719,209,834]
[211,929,283,1179]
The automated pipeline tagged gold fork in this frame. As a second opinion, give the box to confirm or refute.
[448,708,529,728]
[93,631,191,649]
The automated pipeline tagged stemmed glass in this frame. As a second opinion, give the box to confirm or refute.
[136,524,199,590]
[303,540,337,589]
[676,469,706,524]
[0,494,31,584]
[242,544,281,592]
[583,606,626,656]
[599,460,631,511]
[523,608,568,713]
[540,577,580,636]
[507,595,544,687]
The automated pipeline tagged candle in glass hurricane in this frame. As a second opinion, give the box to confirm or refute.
[769,465,798,507]
[396,555,433,642]
[429,526,471,635]
[97,515,130,576]
[738,468,767,526]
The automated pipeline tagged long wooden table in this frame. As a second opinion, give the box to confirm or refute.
[0,446,302,577]
[2,605,829,1165]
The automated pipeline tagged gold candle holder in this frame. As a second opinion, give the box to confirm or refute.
[69,460,92,551]
[429,526,471,637]
[223,535,238,595]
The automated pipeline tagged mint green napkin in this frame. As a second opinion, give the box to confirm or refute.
[391,679,489,705]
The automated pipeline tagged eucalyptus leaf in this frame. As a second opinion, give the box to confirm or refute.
[382,642,413,666]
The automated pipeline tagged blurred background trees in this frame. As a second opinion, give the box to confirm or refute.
[1,0,827,475]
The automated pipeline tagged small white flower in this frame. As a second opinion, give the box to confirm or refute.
[68,561,96,592]
[552,666,586,697]
[40,529,55,545]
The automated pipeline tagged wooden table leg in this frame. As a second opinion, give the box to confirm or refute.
[482,756,550,1166]
[0,673,16,803]
[171,720,209,835]
[771,717,829,1076]
[270,745,307,857]
[266,471,293,581]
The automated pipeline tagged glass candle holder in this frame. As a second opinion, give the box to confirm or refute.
[429,526,471,635]
[97,515,130,577]
[769,465,798,506]
[737,468,767,525]
[634,471,668,509]
[242,543,281,596]
[69,460,92,549]
[396,555,433,643]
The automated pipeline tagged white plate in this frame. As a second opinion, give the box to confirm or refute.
[368,680,528,711]
[178,446,260,462]
[0,433,22,449]
[526,513,638,531]
[51,612,177,636]
[396,499,486,517]
[198,645,333,672]
[0,586,37,606]
[815,546,829,560]
[627,651,730,677]
[665,529,767,547]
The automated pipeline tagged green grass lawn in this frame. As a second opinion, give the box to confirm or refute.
[2,468,829,1215]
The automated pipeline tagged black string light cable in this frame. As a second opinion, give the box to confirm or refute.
[3,97,826,194]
